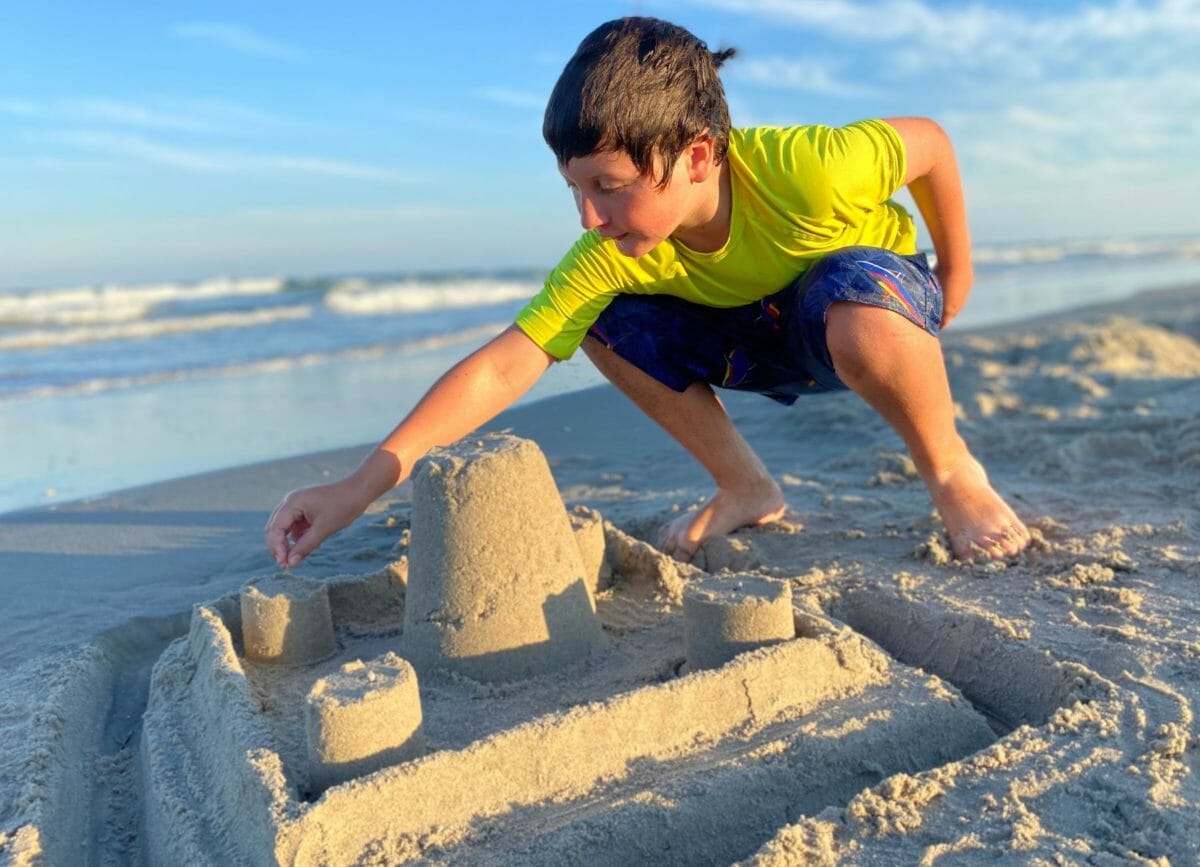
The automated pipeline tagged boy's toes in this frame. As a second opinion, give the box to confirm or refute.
[962,538,1002,563]
[999,521,1032,555]
[658,518,700,564]
[955,521,1030,563]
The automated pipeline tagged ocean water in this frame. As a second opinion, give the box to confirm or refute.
[2,235,1198,514]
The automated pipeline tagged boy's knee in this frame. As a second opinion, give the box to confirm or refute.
[825,300,874,351]
[825,301,923,378]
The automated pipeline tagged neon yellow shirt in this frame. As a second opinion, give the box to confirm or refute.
[515,118,916,359]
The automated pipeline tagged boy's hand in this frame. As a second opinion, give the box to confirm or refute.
[885,117,973,329]
[935,260,973,328]
[266,480,365,568]
[263,326,552,568]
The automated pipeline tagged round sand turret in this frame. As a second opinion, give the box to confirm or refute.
[684,574,795,671]
[240,574,336,665]
[402,434,603,682]
[306,653,424,792]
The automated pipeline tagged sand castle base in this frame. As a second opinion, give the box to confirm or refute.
[137,434,1079,864]
[138,523,1019,866]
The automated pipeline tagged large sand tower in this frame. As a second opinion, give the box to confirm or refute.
[402,434,604,682]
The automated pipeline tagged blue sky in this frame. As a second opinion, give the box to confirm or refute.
[3,0,1198,289]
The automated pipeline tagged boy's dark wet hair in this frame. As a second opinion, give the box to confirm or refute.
[544,17,736,188]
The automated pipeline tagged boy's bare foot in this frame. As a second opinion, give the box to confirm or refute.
[658,481,787,563]
[926,454,1030,562]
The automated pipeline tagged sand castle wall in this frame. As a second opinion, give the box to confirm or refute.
[141,604,298,866]
[402,434,603,681]
[9,645,113,867]
[570,505,613,595]
[422,675,997,865]
[282,623,884,860]
[832,588,1088,729]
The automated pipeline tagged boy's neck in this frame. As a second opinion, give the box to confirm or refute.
[670,160,732,254]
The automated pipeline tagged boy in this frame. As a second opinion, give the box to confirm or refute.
[266,17,1030,569]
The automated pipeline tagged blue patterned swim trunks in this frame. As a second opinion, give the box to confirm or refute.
[586,246,943,405]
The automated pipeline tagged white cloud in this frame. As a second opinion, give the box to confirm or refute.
[0,97,302,136]
[688,0,1015,47]
[696,0,1199,221]
[264,156,413,182]
[39,130,412,182]
[171,22,302,61]
[626,2,1200,240]
[474,87,546,110]
[689,0,1200,76]
[1003,106,1078,135]
[0,155,117,173]
[0,99,39,116]
[233,204,469,225]
[730,58,878,97]
[66,99,222,133]
[49,130,224,171]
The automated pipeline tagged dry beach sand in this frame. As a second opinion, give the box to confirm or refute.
[2,284,1199,865]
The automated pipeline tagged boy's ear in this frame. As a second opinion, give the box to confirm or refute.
[684,135,718,183]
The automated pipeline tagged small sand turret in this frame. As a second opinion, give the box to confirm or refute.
[306,653,424,792]
[240,574,337,665]
[684,574,795,671]
[402,434,604,682]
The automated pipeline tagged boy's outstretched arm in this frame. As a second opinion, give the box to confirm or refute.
[265,325,554,567]
[884,117,973,328]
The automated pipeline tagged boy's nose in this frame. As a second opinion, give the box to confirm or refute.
[577,195,606,231]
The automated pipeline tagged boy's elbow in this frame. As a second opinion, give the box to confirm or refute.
[888,117,955,184]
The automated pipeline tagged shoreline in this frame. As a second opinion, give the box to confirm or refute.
[4,279,1197,521]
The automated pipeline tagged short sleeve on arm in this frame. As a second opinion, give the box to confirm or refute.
[849,118,907,198]
[514,235,622,360]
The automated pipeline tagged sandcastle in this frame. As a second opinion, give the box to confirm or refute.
[140,433,1019,865]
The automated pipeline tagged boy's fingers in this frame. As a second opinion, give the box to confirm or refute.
[265,504,306,566]
[286,521,327,567]
[265,520,293,566]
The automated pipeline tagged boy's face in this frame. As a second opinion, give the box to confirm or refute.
[560,148,698,259]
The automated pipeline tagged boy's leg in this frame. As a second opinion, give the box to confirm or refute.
[582,248,1029,562]
[581,336,786,562]
[824,301,1030,560]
